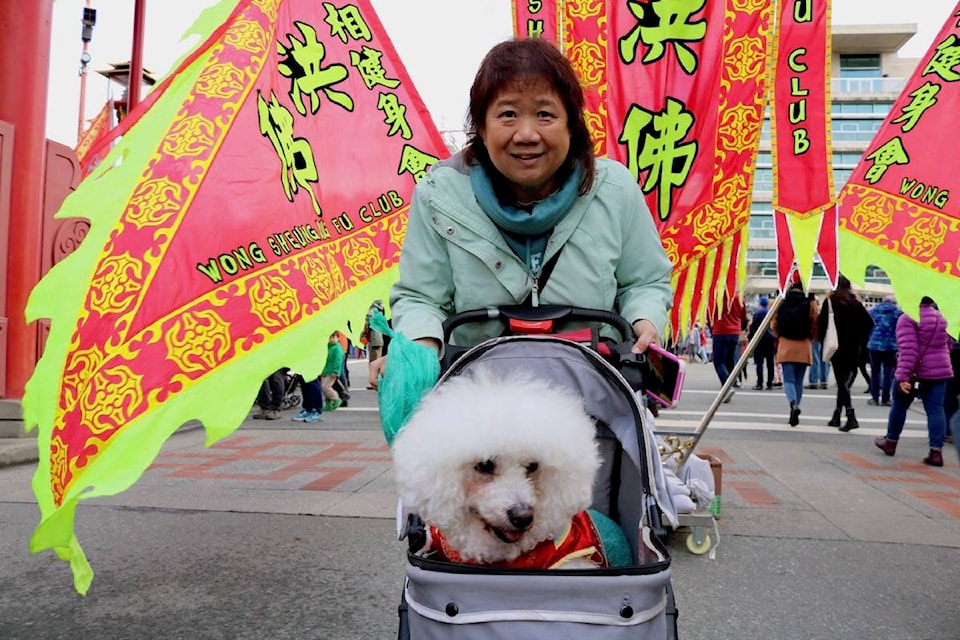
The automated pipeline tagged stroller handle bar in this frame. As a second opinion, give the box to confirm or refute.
[442,304,635,345]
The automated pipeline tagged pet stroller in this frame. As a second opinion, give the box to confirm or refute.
[397,305,678,639]
[278,368,302,410]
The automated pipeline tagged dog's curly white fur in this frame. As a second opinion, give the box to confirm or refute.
[393,368,601,565]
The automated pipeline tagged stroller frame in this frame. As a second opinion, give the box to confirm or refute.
[396,305,679,639]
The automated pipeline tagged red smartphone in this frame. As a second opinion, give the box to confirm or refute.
[643,343,686,408]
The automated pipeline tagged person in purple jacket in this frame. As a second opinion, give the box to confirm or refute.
[874,296,955,467]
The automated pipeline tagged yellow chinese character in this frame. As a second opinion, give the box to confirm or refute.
[923,34,960,82]
[277,21,354,116]
[377,93,412,140]
[618,97,697,221]
[324,2,372,43]
[257,91,322,215]
[891,81,941,133]
[399,145,440,182]
[864,137,909,185]
[619,0,706,75]
[350,45,401,90]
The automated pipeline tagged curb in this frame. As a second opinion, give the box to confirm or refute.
[0,438,39,468]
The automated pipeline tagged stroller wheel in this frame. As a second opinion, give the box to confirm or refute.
[685,530,712,555]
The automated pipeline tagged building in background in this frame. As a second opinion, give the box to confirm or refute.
[746,23,920,307]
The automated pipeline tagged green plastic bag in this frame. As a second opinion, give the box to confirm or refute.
[369,311,440,447]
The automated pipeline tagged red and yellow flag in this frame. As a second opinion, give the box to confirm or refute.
[770,0,835,289]
[837,2,960,326]
[515,0,773,334]
[25,0,448,594]
[75,100,115,172]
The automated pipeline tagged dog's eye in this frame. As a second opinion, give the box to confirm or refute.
[474,460,496,475]
[525,462,539,474]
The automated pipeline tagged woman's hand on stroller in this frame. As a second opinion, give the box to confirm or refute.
[367,338,440,390]
[631,319,660,354]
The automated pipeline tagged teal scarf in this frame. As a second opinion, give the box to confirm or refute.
[470,163,581,273]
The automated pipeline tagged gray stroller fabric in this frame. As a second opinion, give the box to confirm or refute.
[400,336,676,639]
[405,562,673,639]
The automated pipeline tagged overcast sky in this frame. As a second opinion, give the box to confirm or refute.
[46,0,960,147]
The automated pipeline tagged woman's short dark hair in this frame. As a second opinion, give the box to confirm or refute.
[462,37,596,195]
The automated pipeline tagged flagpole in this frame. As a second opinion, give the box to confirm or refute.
[128,0,146,110]
[660,294,785,468]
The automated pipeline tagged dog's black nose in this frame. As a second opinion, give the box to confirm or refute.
[507,504,534,530]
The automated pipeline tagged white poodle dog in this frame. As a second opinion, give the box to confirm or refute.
[392,367,606,567]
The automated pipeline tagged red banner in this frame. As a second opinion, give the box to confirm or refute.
[606,0,772,323]
[44,0,448,505]
[76,100,115,175]
[562,2,608,157]
[512,0,562,41]
[771,0,832,217]
[76,101,113,163]
[770,0,835,288]
[837,2,960,323]
[514,1,772,329]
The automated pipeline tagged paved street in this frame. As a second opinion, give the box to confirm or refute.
[1,358,959,639]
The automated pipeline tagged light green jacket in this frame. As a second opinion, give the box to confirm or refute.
[390,154,674,347]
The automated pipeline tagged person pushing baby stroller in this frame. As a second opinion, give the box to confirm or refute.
[367,37,678,639]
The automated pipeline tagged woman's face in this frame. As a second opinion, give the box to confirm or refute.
[480,81,571,203]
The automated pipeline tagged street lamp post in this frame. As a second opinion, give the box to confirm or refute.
[77,3,97,141]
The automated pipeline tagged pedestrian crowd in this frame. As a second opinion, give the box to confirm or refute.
[250,298,389,424]
[690,273,957,468]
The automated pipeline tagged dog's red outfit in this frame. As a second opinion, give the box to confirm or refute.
[426,510,609,569]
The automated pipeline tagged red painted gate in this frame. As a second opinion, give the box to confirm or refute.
[0,122,86,398]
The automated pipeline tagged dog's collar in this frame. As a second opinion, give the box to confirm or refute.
[424,512,607,569]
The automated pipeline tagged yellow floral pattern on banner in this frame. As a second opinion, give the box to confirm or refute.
[61,345,103,410]
[88,254,146,316]
[164,114,219,156]
[840,184,959,277]
[194,61,249,99]
[80,365,144,436]
[165,310,233,374]
[125,178,186,229]
[563,0,607,156]
[725,34,767,84]
[249,274,300,329]
[566,0,603,20]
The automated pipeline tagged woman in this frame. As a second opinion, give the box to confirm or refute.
[749,296,776,390]
[867,295,902,406]
[818,275,874,432]
[370,38,673,385]
[362,299,386,388]
[874,297,954,467]
[770,279,818,426]
[806,293,831,390]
